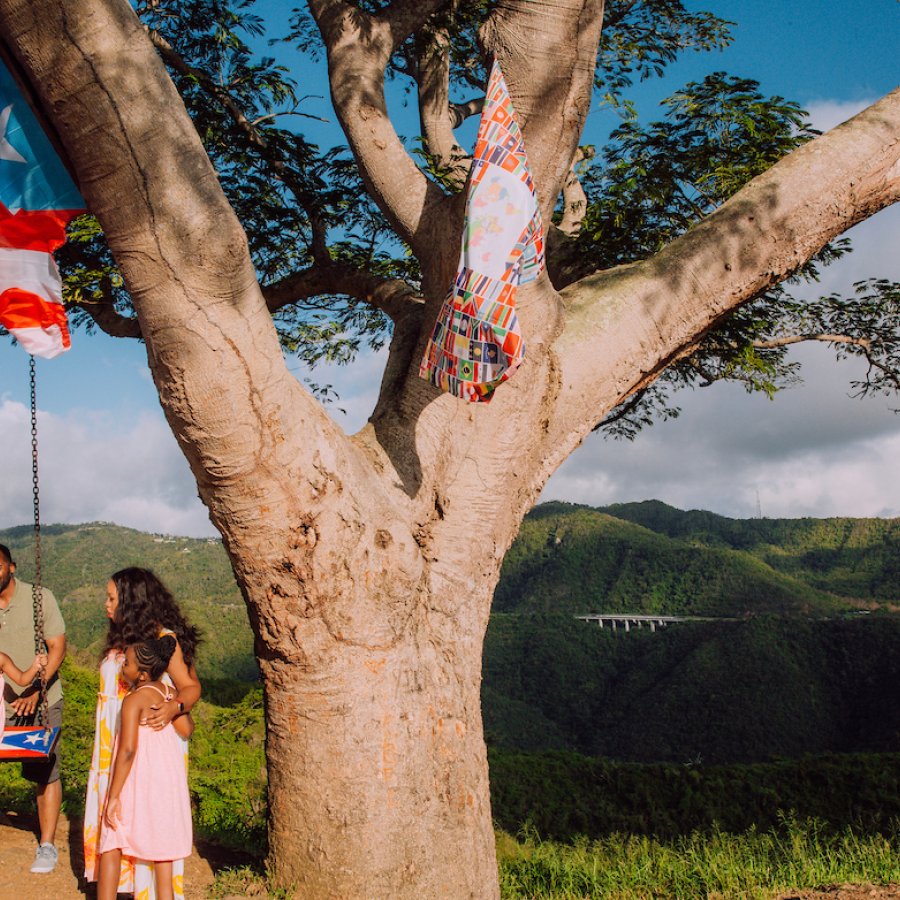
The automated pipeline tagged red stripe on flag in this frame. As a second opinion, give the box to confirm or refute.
[0,204,80,252]
[0,286,70,337]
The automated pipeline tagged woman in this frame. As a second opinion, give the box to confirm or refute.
[83,567,201,900]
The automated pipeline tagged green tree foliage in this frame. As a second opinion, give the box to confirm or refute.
[484,613,900,764]
[4,0,895,427]
[490,751,900,843]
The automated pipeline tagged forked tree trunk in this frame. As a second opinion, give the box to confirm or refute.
[3,0,899,897]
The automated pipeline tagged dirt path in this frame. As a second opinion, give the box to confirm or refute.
[0,810,223,899]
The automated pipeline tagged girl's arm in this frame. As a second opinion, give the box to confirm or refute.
[0,651,48,687]
[104,692,143,827]
[146,639,202,729]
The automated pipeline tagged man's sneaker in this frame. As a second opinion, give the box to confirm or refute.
[30,843,58,873]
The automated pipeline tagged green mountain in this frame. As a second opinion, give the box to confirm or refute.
[496,502,869,617]
[597,499,900,602]
[5,503,900,766]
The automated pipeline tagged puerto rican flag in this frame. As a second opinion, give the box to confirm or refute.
[0,57,84,358]
[0,725,60,759]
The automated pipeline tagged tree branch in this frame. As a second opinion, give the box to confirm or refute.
[751,333,873,350]
[307,0,451,260]
[1,0,369,547]
[263,262,423,322]
[78,298,142,339]
[545,87,900,476]
[752,333,900,393]
[557,146,592,236]
[379,0,451,52]
[416,25,468,188]
[449,96,483,129]
[479,0,607,217]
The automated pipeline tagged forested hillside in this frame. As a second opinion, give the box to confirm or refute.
[498,501,900,614]
[483,613,900,763]
[4,504,900,766]
[595,500,900,602]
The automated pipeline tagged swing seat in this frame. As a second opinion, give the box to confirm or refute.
[0,725,59,760]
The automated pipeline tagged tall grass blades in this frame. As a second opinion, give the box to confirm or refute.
[497,816,900,899]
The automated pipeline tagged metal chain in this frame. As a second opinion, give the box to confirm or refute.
[29,356,49,730]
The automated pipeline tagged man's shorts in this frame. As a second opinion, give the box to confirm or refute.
[4,699,63,785]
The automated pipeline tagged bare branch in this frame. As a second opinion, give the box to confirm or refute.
[751,333,873,350]
[308,0,451,258]
[449,96,483,129]
[752,333,900,393]
[557,146,593,236]
[550,87,900,456]
[263,262,423,322]
[379,0,451,52]
[77,298,142,339]
[416,26,468,187]
[479,0,607,215]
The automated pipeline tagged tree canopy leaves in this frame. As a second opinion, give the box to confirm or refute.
[10,0,897,431]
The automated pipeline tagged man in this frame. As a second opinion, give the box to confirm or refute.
[0,543,66,874]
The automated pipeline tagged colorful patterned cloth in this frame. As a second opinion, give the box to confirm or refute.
[83,645,187,900]
[419,59,545,402]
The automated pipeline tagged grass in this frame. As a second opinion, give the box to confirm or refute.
[495,816,900,899]
[203,817,900,899]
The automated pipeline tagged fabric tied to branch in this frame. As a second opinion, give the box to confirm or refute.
[0,58,84,359]
[419,59,545,402]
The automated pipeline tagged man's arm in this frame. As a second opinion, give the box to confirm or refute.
[8,633,66,717]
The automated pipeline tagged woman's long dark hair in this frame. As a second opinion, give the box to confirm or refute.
[104,567,200,667]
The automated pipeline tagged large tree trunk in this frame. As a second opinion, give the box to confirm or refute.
[254,552,499,896]
[3,0,899,897]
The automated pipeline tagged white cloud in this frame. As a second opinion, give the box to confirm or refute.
[0,399,215,537]
[805,97,877,134]
[290,346,388,435]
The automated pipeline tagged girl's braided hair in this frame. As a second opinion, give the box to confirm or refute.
[104,567,200,666]
[133,634,177,681]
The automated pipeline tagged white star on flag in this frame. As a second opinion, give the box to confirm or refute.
[0,104,27,165]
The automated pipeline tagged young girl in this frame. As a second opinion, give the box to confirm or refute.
[0,649,48,737]
[97,636,192,900]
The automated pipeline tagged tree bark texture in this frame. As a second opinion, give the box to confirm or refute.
[2,0,899,896]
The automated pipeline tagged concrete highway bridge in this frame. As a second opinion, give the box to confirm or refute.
[575,613,734,632]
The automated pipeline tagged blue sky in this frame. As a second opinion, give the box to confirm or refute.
[0,0,898,536]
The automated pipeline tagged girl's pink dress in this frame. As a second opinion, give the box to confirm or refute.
[98,684,192,862]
